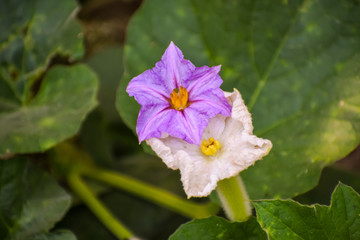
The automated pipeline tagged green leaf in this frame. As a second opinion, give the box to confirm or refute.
[116,0,360,199]
[0,156,74,239]
[254,183,360,240]
[169,216,266,240]
[0,64,98,154]
[0,0,83,95]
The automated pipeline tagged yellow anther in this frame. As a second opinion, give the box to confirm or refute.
[170,86,188,110]
[201,137,221,156]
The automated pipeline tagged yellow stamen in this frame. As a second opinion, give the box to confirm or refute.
[170,86,188,110]
[201,137,221,156]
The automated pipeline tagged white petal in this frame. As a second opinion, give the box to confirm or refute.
[224,89,253,134]
[201,114,226,140]
[146,136,200,170]
[221,121,272,169]
[147,136,217,197]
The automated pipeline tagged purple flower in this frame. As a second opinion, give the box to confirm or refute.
[127,42,231,145]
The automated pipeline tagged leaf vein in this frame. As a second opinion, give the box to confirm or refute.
[248,0,311,111]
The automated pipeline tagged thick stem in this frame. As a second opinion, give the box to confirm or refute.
[216,175,251,222]
[68,172,134,240]
[81,167,219,219]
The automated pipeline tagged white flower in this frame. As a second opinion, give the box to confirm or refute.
[146,89,272,198]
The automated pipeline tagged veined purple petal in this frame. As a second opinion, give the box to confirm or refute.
[191,88,232,117]
[138,105,200,144]
[136,104,173,142]
[181,107,210,145]
[181,99,230,145]
[169,110,202,144]
[154,42,195,89]
[138,105,210,145]
[185,65,222,97]
[127,69,169,106]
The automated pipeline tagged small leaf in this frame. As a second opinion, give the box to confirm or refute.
[254,183,360,240]
[0,64,98,154]
[0,156,73,239]
[169,216,267,240]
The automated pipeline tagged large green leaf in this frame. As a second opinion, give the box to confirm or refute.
[0,64,98,154]
[169,216,266,240]
[0,156,74,239]
[116,0,360,199]
[0,0,83,98]
[254,183,360,239]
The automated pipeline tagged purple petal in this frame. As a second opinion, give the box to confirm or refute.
[179,97,230,145]
[127,69,169,106]
[137,104,205,144]
[191,88,232,117]
[185,65,223,98]
[153,42,195,89]
[136,104,172,142]
[180,107,211,145]
[170,110,202,144]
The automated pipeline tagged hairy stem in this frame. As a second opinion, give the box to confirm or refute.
[216,175,251,222]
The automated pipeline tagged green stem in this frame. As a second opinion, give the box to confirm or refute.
[67,172,134,240]
[216,175,251,222]
[81,167,219,219]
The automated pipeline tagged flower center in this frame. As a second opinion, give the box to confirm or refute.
[170,86,188,110]
[201,137,221,156]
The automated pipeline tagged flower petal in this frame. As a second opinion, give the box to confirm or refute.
[146,135,220,197]
[127,42,195,106]
[154,42,195,89]
[179,156,220,197]
[233,135,272,167]
[138,105,204,144]
[190,88,232,118]
[172,109,206,144]
[201,114,226,141]
[136,104,172,142]
[185,65,222,97]
[220,118,272,170]
[225,89,253,133]
[146,136,199,170]
[181,100,229,145]
[127,69,169,106]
